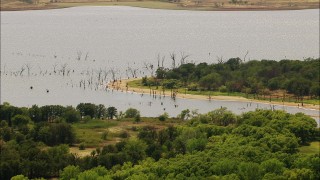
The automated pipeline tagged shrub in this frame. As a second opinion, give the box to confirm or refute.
[79,143,86,150]
[101,131,109,140]
[119,131,130,138]
[134,114,141,123]
[219,85,228,93]
[158,112,169,121]
[125,108,140,118]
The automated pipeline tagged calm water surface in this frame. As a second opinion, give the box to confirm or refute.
[1,6,319,124]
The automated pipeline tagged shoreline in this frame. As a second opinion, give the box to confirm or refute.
[107,78,320,112]
[1,1,319,12]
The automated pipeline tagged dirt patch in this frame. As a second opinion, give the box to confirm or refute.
[69,146,96,157]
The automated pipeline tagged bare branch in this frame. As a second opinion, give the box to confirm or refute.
[217,56,224,64]
[77,51,82,60]
[180,52,190,65]
[243,50,249,62]
[170,52,176,68]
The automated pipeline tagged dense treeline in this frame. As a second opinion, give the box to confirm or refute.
[0,102,118,179]
[59,110,319,180]
[147,58,320,101]
[1,103,319,179]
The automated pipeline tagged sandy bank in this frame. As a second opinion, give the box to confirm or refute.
[107,78,320,112]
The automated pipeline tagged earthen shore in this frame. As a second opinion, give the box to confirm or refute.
[107,78,320,113]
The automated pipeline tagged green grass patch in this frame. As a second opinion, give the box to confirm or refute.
[299,141,320,154]
[72,119,117,147]
[304,99,320,105]
[75,128,103,147]
[73,119,117,129]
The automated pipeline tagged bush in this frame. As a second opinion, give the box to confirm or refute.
[134,114,141,123]
[219,85,228,93]
[119,131,130,138]
[64,108,81,123]
[60,165,81,180]
[142,76,148,86]
[79,143,86,150]
[11,115,30,128]
[187,83,198,91]
[125,108,140,118]
[101,131,109,140]
[82,115,91,123]
[158,112,169,121]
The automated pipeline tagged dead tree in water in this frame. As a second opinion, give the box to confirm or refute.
[243,50,249,62]
[170,52,176,69]
[180,52,190,65]
[84,52,89,61]
[217,56,224,64]
[143,62,154,77]
[52,63,58,74]
[60,63,68,76]
[110,68,117,81]
[76,51,82,60]
[25,64,32,76]
[19,65,25,76]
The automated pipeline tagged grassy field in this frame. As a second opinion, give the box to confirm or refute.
[299,141,320,154]
[72,119,118,147]
[1,0,319,11]
[70,117,184,156]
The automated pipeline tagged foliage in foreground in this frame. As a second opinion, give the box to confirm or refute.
[1,102,319,179]
[58,109,319,180]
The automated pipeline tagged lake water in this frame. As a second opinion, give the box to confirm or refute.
[1,6,319,124]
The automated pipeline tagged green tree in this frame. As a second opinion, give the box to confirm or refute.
[10,175,29,180]
[96,104,107,119]
[124,139,147,164]
[199,73,221,90]
[106,107,117,119]
[63,106,81,123]
[283,168,314,180]
[207,108,237,126]
[226,57,241,71]
[286,78,311,97]
[76,103,96,118]
[29,104,42,123]
[158,112,168,121]
[60,165,81,180]
[156,67,167,79]
[178,109,190,120]
[138,126,157,144]
[310,83,320,98]
[261,158,285,175]
[238,162,262,180]
[11,115,30,128]
[134,114,141,123]
[124,108,140,118]
[288,114,317,145]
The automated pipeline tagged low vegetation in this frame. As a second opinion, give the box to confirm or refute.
[1,102,319,179]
